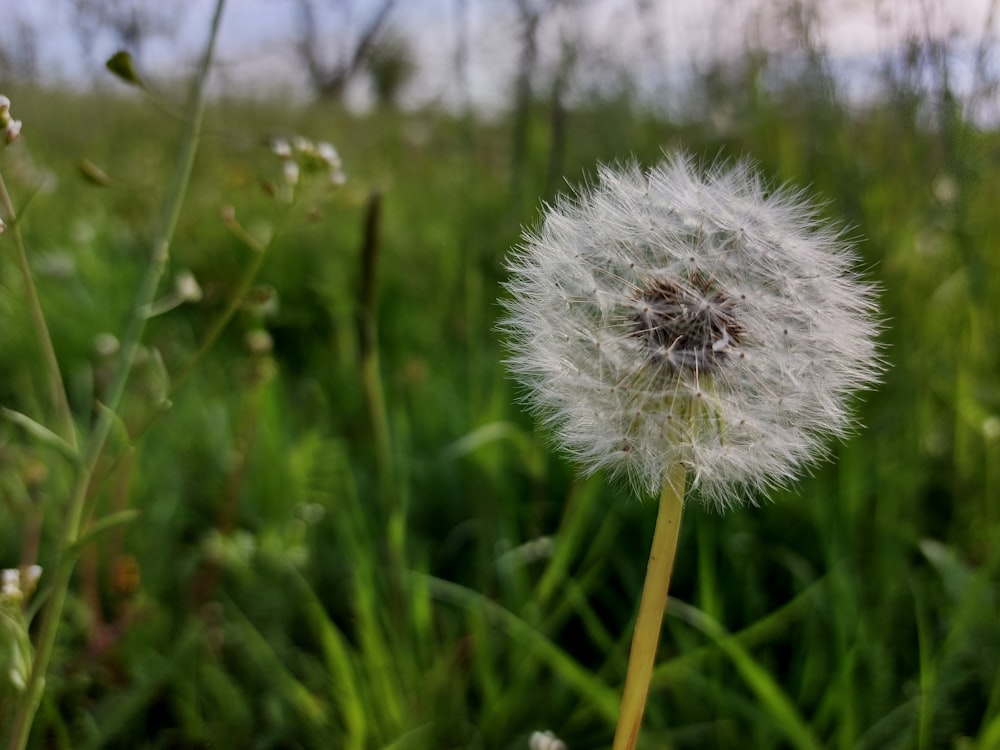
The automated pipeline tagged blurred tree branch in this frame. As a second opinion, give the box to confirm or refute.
[68,0,189,71]
[294,0,399,102]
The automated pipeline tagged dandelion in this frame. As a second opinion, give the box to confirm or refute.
[502,153,881,509]
[500,152,882,749]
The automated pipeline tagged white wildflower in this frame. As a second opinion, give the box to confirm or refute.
[328,165,347,186]
[269,137,292,159]
[4,119,22,145]
[317,141,341,168]
[174,270,203,302]
[529,730,567,750]
[292,135,314,154]
[282,159,300,187]
[2,568,20,598]
[317,142,346,185]
[0,94,20,145]
[501,153,882,510]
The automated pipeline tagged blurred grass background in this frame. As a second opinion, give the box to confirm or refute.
[1,3,1000,747]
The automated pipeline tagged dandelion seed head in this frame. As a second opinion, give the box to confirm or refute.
[501,153,883,511]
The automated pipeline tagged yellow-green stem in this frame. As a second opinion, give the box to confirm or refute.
[612,465,686,750]
[4,3,226,747]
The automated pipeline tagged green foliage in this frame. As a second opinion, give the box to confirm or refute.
[1,47,999,749]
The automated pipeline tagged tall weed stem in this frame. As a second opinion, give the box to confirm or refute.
[5,2,226,746]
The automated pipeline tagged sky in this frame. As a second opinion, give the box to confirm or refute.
[1,0,996,116]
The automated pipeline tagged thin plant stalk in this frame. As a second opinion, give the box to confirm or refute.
[356,190,405,567]
[0,175,78,451]
[612,464,686,750]
[5,2,226,747]
[170,211,271,395]
[357,190,394,496]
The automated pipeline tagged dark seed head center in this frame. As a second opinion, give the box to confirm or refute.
[631,274,743,373]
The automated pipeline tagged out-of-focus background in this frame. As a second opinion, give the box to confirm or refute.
[1,1,999,748]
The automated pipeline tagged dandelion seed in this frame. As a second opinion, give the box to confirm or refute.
[501,152,882,511]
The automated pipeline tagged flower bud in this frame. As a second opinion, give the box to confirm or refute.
[269,137,291,158]
[282,159,300,187]
[4,119,21,144]
[174,270,203,302]
[529,730,567,750]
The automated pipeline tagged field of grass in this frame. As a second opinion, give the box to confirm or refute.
[1,38,1000,750]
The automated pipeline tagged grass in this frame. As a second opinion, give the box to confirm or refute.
[1,39,999,749]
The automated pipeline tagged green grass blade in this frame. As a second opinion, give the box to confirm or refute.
[418,571,621,722]
[669,599,823,750]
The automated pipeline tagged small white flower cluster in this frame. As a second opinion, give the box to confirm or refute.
[0,94,22,146]
[1,566,42,603]
[529,730,567,750]
[502,153,882,510]
[269,135,346,189]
